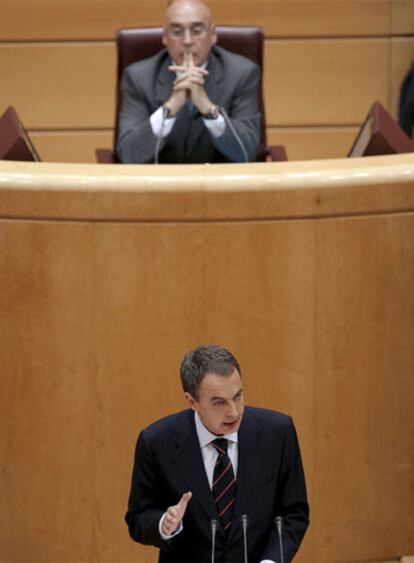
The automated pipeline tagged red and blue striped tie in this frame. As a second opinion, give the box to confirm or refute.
[212,438,236,533]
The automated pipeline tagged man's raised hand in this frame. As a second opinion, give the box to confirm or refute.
[161,491,192,536]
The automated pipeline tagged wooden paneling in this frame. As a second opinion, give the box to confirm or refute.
[390,37,414,117]
[0,43,116,129]
[315,214,414,560]
[265,39,389,126]
[0,38,389,134]
[90,219,317,562]
[218,0,390,38]
[30,131,113,163]
[267,126,359,160]
[2,156,414,222]
[1,156,414,562]
[0,221,317,563]
[0,0,391,41]
[28,127,358,163]
[392,0,414,35]
[0,222,96,562]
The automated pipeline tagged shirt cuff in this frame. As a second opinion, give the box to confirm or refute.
[260,560,277,563]
[158,512,183,540]
[150,106,175,138]
[203,112,225,138]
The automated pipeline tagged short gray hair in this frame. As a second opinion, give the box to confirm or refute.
[180,344,241,399]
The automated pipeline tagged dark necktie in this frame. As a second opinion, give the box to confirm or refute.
[211,438,236,533]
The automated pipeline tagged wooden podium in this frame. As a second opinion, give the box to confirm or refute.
[0,156,414,563]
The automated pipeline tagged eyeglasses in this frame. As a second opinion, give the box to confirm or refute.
[167,24,210,39]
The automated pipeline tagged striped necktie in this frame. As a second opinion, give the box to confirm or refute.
[211,438,236,533]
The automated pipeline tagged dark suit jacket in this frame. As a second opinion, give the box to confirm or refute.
[125,406,309,562]
[117,46,261,164]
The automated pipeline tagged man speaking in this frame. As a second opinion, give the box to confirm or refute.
[125,345,309,562]
[117,0,261,163]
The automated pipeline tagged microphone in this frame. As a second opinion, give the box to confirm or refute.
[210,518,218,563]
[240,514,249,563]
[220,107,249,163]
[274,516,284,563]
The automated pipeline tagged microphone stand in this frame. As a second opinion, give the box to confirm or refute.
[241,514,249,563]
[275,516,284,563]
[220,107,249,163]
[210,519,218,563]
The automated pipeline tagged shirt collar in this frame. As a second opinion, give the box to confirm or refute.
[194,411,238,448]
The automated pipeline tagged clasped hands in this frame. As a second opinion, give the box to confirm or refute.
[161,491,192,536]
[164,52,212,117]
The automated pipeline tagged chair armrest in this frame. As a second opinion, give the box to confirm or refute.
[268,145,288,162]
[95,148,115,163]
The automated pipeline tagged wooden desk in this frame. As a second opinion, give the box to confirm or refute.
[1,155,414,562]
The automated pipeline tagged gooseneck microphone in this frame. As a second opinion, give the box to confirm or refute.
[210,518,218,563]
[220,107,249,163]
[241,514,249,563]
[274,516,284,563]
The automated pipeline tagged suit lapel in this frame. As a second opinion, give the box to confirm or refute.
[204,49,224,106]
[172,412,218,523]
[155,55,175,107]
[171,409,264,545]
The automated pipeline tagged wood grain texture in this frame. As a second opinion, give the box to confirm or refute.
[314,213,414,560]
[0,0,391,41]
[0,38,390,132]
[30,130,113,163]
[392,0,414,35]
[91,219,317,561]
[1,155,414,562]
[267,126,359,160]
[1,155,414,222]
[264,39,390,126]
[0,43,116,129]
[0,222,96,562]
[27,127,357,163]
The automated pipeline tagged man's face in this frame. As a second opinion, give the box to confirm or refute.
[185,369,245,436]
[162,0,217,66]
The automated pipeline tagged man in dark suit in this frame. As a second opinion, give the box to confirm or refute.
[117,0,260,163]
[125,345,309,562]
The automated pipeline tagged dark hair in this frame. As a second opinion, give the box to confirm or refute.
[180,344,241,399]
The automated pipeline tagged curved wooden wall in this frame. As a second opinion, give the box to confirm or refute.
[0,0,413,162]
[1,154,414,562]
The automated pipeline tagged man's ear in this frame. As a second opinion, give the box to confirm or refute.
[184,392,198,411]
[210,24,218,45]
[162,29,168,47]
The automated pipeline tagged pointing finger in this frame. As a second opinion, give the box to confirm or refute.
[177,491,192,516]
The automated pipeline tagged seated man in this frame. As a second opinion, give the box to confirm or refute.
[117,0,261,164]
